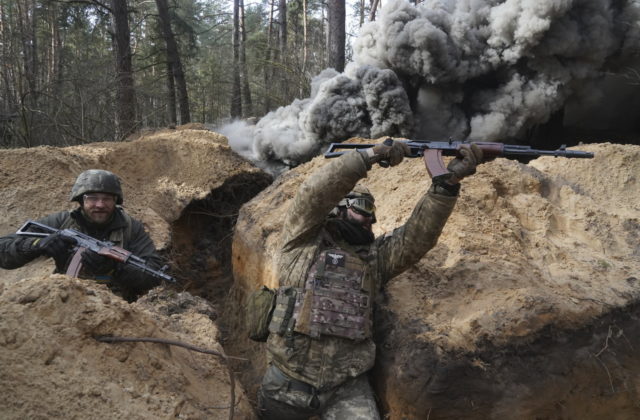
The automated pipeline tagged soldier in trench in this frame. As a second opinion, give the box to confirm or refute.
[258,140,482,419]
[0,169,165,301]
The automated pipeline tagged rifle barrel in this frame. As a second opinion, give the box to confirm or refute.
[502,145,594,159]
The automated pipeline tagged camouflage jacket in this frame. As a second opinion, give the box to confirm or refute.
[0,208,164,300]
[266,151,457,390]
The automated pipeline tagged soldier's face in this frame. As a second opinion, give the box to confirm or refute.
[81,192,117,224]
[346,207,374,232]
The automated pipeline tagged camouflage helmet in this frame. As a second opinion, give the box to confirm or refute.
[337,184,376,216]
[70,169,123,204]
[347,184,374,202]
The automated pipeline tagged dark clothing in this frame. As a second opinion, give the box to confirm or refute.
[0,207,164,300]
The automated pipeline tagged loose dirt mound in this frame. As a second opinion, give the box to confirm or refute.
[0,127,239,244]
[375,143,640,419]
[0,128,273,419]
[0,275,255,419]
[385,143,639,351]
[0,128,270,285]
[231,140,640,419]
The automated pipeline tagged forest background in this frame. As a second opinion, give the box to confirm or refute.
[0,0,373,148]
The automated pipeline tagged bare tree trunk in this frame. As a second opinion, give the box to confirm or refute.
[19,0,38,100]
[155,0,178,125]
[263,0,275,114]
[0,1,17,114]
[0,1,19,146]
[239,0,253,118]
[29,0,38,99]
[155,0,190,125]
[278,0,288,102]
[47,4,62,95]
[165,60,177,126]
[301,0,308,96]
[110,0,137,140]
[320,4,326,67]
[230,0,242,118]
[370,0,380,21]
[327,0,345,72]
[278,0,287,62]
[12,0,38,146]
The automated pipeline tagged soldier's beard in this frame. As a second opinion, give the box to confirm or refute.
[81,208,114,226]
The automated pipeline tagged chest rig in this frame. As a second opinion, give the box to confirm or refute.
[290,234,374,341]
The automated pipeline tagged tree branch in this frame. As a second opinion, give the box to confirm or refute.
[95,335,247,420]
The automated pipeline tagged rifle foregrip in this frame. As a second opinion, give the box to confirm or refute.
[476,143,505,161]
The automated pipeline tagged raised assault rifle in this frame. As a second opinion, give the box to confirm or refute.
[324,138,594,177]
[16,220,176,283]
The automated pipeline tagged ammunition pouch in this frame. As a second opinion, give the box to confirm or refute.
[268,287,299,337]
[246,286,277,342]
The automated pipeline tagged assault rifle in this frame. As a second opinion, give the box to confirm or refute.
[324,138,594,177]
[16,220,176,283]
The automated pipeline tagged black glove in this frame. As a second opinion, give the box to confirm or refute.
[15,237,43,259]
[447,143,483,181]
[36,233,77,260]
[81,250,117,275]
[366,138,411,167]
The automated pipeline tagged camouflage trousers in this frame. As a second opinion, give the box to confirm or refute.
[258,364,380,420]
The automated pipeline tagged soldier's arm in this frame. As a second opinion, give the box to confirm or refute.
[112,219,165,294]
[280,151,369,251]
[0,234,41,269]
[0,212,70,269]
[375,186,458,281]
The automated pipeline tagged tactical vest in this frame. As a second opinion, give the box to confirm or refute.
[269,235,374,342]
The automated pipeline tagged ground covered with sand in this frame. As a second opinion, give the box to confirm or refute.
[1,129,639,419]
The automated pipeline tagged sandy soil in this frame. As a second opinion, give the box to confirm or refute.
[0,275,256,419]
[1,130,639,419]
[0,128,270,419]
[231,139,640,419]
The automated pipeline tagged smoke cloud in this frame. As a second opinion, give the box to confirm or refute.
[223,0,640,170]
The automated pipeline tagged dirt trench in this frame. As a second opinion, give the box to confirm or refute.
[373,300,640,419]
[218,142,640,419]
[3,138,638,419]
[175,181,640,420]
[163,172,271,411]
[167,171,270,298]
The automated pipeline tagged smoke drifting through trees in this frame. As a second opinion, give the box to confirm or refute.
[223,0,640,171]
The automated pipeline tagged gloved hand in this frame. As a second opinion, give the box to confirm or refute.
[17,237,45,258]
[447,143,483,181]
[81,250,117,275]
[36,233,77,260]
[368,138,411,167]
